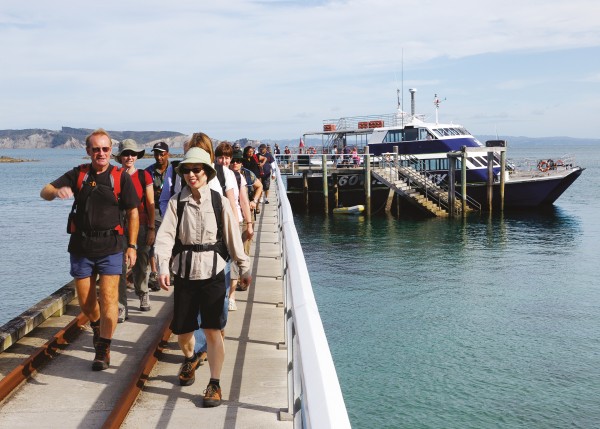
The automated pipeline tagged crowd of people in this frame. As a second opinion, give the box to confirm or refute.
[40,129,276,408]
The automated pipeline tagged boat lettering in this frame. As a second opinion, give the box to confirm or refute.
[338,175,363,187]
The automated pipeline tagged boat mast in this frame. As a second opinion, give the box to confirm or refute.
[434,93,445,124]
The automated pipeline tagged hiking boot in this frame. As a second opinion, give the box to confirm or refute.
[203,383,222,407]
[148,272,160,291]
[117,306,127,323]
[92,340,111,371]
[90,321,100,348]
[139,292,151,311]
[178,354,200,386]
[196,351,207,366]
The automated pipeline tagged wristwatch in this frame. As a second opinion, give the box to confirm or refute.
[128,244,138,250]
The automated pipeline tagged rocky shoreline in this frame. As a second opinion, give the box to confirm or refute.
[0,155,36,163]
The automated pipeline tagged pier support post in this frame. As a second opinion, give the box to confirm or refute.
[448,156,456,218]
[333,173,339,209]
[461,148,467,216]
[322,154,328,214]
[303,171,309,211]
[364,147,371,216]
[393,146,399,218]
[486,151,494,212]
[500,149,506,212]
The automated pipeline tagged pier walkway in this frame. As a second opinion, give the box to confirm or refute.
[0,187,291,428]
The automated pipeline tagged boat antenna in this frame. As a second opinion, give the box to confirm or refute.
[401,49,404,127]
[433,93,446,124]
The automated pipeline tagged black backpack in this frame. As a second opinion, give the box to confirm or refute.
[171,189,230,279]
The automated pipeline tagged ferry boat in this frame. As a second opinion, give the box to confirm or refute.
[286,89,584,212]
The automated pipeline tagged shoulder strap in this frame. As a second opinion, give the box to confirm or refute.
[111,166,122,201]
[215,164,226,194]
[76,164,91,191]
[233,170,241,191]
[170,161,181,195]
[210,189,230,262]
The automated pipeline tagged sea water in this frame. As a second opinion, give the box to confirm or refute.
[1,145,599,428]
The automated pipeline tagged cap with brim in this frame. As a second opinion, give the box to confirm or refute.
[152,141,169,152]
[175,147,217,182]
[114,139,145,160]
[232,149,243,160]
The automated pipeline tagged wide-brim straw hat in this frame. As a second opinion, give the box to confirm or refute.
[175,147,217,182]
[114,139,145,160]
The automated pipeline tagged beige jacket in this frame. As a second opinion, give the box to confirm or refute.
[154,185,250,280]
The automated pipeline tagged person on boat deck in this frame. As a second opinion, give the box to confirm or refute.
[155,147,251,408]
[351,146,360,166]
[157,132,239,385]
[114,139,155,321]
[40,128,140,371]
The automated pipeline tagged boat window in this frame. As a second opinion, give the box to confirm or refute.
[404,128,418,141]
[432,129,443,137]
[448,128,459,136]
[469,157,482,167]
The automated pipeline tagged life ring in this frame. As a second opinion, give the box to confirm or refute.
[537,160,549,172]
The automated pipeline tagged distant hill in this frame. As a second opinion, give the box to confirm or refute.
[1,127,598,150]
[0,127,188,149]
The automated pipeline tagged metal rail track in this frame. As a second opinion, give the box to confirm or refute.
[0,311,172,428]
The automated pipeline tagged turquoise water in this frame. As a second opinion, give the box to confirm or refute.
[294,144,600,428]
[2,145,600,428]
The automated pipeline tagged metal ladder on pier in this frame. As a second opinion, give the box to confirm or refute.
[372,160,477,217]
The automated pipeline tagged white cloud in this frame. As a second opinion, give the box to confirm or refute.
[1,0,600,138]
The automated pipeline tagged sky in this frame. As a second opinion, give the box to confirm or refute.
[1,0,600,140]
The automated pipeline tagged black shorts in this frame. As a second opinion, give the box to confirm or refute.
[170,271,226,335]
[261,175,271,191]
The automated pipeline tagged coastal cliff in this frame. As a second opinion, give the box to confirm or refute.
[0,127,188,149]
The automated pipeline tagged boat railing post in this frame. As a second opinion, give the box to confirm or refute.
[322,153,329,214]
[364,147,371,216]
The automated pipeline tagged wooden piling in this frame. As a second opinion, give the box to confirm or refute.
[486,151,494,212]
[500,150,506,212]
[461,148,467,216]
[448,156,456,218]
[364,147,371,216]
[303,171,309,211]
[322,154,328,214]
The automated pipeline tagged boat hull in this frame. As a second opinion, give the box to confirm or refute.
[285,167,584,212]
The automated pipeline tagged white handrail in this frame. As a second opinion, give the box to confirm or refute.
[275,166,352,429]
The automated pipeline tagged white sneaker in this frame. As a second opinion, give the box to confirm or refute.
[228,298,237,311]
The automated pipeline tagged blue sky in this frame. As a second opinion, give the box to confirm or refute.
[1,0,599,140]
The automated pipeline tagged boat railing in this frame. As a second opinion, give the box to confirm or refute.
[507,154,577,175]
[322,112,427,132]
[275,164,352,429]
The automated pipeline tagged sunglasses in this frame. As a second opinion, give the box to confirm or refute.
[91,147,111,153]
[231,160,242,164]
[181,167,203,175]
[121,151,137,158]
